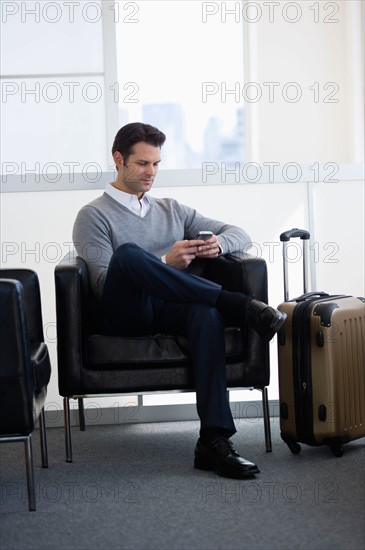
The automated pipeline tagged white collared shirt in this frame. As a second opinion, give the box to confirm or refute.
[105,183,151,217]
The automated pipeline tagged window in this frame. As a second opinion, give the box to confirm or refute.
[114,0,245,169]
[0,0,108,190]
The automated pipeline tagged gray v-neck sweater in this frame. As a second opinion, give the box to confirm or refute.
[73,193,251,299]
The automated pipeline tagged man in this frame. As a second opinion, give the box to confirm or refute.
[73,122,286,480]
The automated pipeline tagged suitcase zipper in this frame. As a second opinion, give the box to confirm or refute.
[292,300,316,444]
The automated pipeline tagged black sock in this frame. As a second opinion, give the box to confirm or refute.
[200,427,234,444]
[215,290,250,326]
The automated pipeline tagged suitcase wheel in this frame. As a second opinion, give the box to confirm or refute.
[287,442,301,455]
[330,444,344,458]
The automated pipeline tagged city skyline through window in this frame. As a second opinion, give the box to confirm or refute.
[115,0,245,169]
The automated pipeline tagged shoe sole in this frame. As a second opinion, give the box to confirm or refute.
[194,457,260,479]
[265,311,287,341]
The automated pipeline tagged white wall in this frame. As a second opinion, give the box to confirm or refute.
[244,0,364,163]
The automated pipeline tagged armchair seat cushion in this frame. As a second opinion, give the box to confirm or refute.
[85,327,242,368]
[86,334,187,367]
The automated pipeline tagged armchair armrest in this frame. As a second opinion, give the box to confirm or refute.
[189,253,270,387]
[55,252,89,395]
[189,252,268,303]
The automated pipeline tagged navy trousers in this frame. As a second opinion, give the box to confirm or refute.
[102,243,237,438]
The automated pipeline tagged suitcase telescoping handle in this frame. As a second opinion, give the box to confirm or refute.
[280,228,310,301]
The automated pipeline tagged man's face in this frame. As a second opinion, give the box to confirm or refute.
[114,141,161,197]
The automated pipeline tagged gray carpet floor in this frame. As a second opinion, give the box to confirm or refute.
[0,417,364,550]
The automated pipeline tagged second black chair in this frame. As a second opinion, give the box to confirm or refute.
[0,270,51,511]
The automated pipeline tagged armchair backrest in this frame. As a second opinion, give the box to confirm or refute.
[55,251,105,338]
[0,269,44,343]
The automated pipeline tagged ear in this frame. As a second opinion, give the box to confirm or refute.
[113,151,124,169]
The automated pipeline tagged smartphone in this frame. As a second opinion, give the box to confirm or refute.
[195,231,213,241]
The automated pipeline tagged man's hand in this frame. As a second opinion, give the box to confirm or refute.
[165,237,221,269]
[195,235,221,259]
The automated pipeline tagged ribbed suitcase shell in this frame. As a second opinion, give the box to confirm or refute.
[278,295,365,455]
[277,228,365,456]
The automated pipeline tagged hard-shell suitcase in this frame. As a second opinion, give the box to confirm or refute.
[277,228,365,456]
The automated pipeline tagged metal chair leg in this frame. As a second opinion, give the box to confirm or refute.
[24,435,36,511]
[262,387,272,452]
[39,407,48,468]
[64,397,73,463]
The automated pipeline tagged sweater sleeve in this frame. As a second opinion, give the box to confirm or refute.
[72,205,113,300]
[178,202,252,255]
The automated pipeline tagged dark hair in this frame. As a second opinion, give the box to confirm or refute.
[112,122,166,161]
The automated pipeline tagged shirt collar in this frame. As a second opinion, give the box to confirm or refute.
[105,183,151,208]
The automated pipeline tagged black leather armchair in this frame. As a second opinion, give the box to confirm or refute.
[55,251,271,462]
[0,270,51,511]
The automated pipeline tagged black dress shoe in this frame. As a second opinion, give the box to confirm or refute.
[194,437,260,479]
[248,299,287,341]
